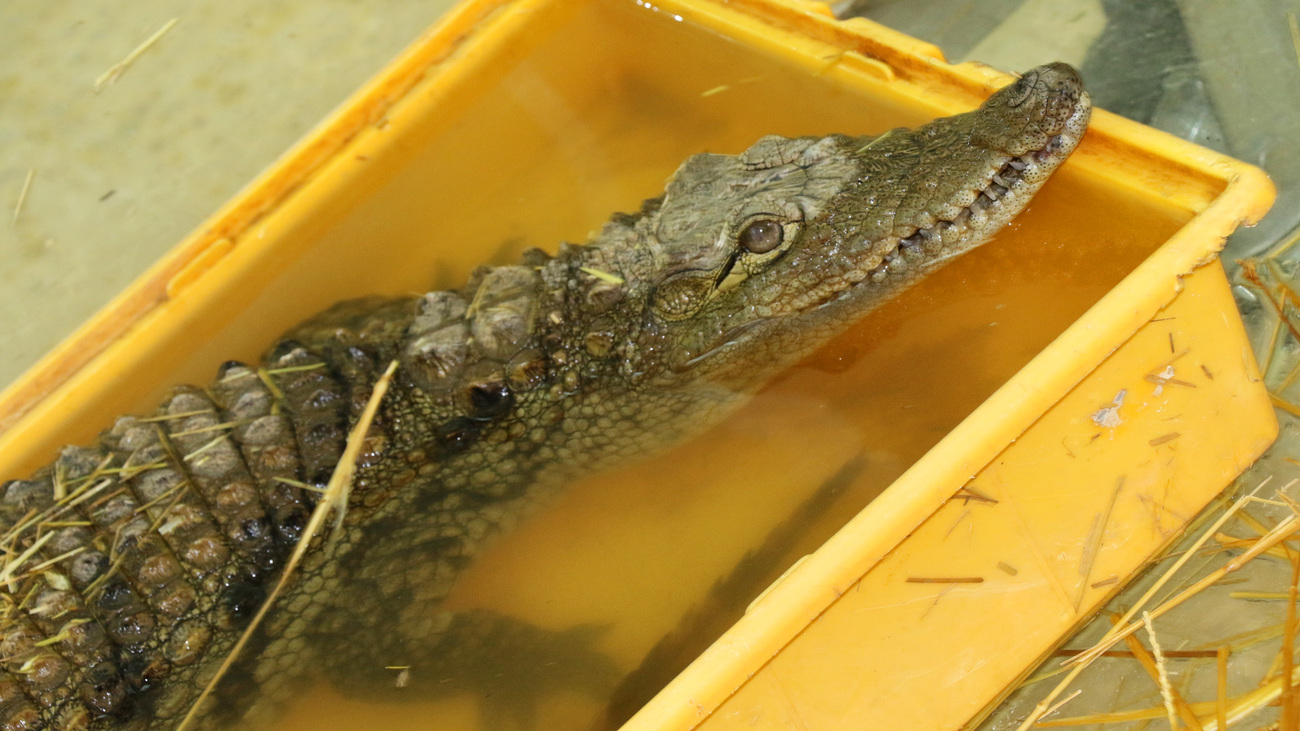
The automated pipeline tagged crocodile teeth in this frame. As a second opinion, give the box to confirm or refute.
[874,134,1058,284]
[899,157,1025,243]
[919,228,943,253]
[1034,135,1063,162]
[872,237,900,258]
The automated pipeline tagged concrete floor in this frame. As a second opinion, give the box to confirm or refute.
[0,0,459,389]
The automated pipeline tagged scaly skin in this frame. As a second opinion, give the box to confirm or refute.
[0,64,1089,730]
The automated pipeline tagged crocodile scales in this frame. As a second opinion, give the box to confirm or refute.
[0,63,1089,730]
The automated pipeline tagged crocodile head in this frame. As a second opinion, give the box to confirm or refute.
[615,62,1089,393]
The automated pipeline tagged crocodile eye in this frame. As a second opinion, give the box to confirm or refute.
[738,220,783,254]
[1006,71,1038,107]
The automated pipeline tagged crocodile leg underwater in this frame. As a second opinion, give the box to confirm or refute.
[589,454,870,731]
[0,63,1089,730]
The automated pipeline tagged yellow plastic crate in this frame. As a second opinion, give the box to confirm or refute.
[0,1,1277,729]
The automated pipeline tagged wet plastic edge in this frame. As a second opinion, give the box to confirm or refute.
[622,3,1280,731]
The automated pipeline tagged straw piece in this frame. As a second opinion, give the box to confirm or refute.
[1104,613,1202,730]
[1216,646,1229,730]
[1241,262,1300,343]
[1290,12,1300,70]
[94,18,179,92]
[945,509,970,537]
[11,169,33,226]
[1052,648,1217,659]
[0,533,54,589]
[1149,432,1181,447]
[1076,479,1123,610]
[1143,611,1186,730]
[1038,660,1300,729]
[1077,511,1300,668]
[1282,546,1300,730]
[955,485,998,504]
[1039,689,1082,722]
[1016,480,1280,731]
[578,266,625,285]
[177,360,399,730]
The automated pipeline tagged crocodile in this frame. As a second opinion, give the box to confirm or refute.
[0,62,1089,730]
